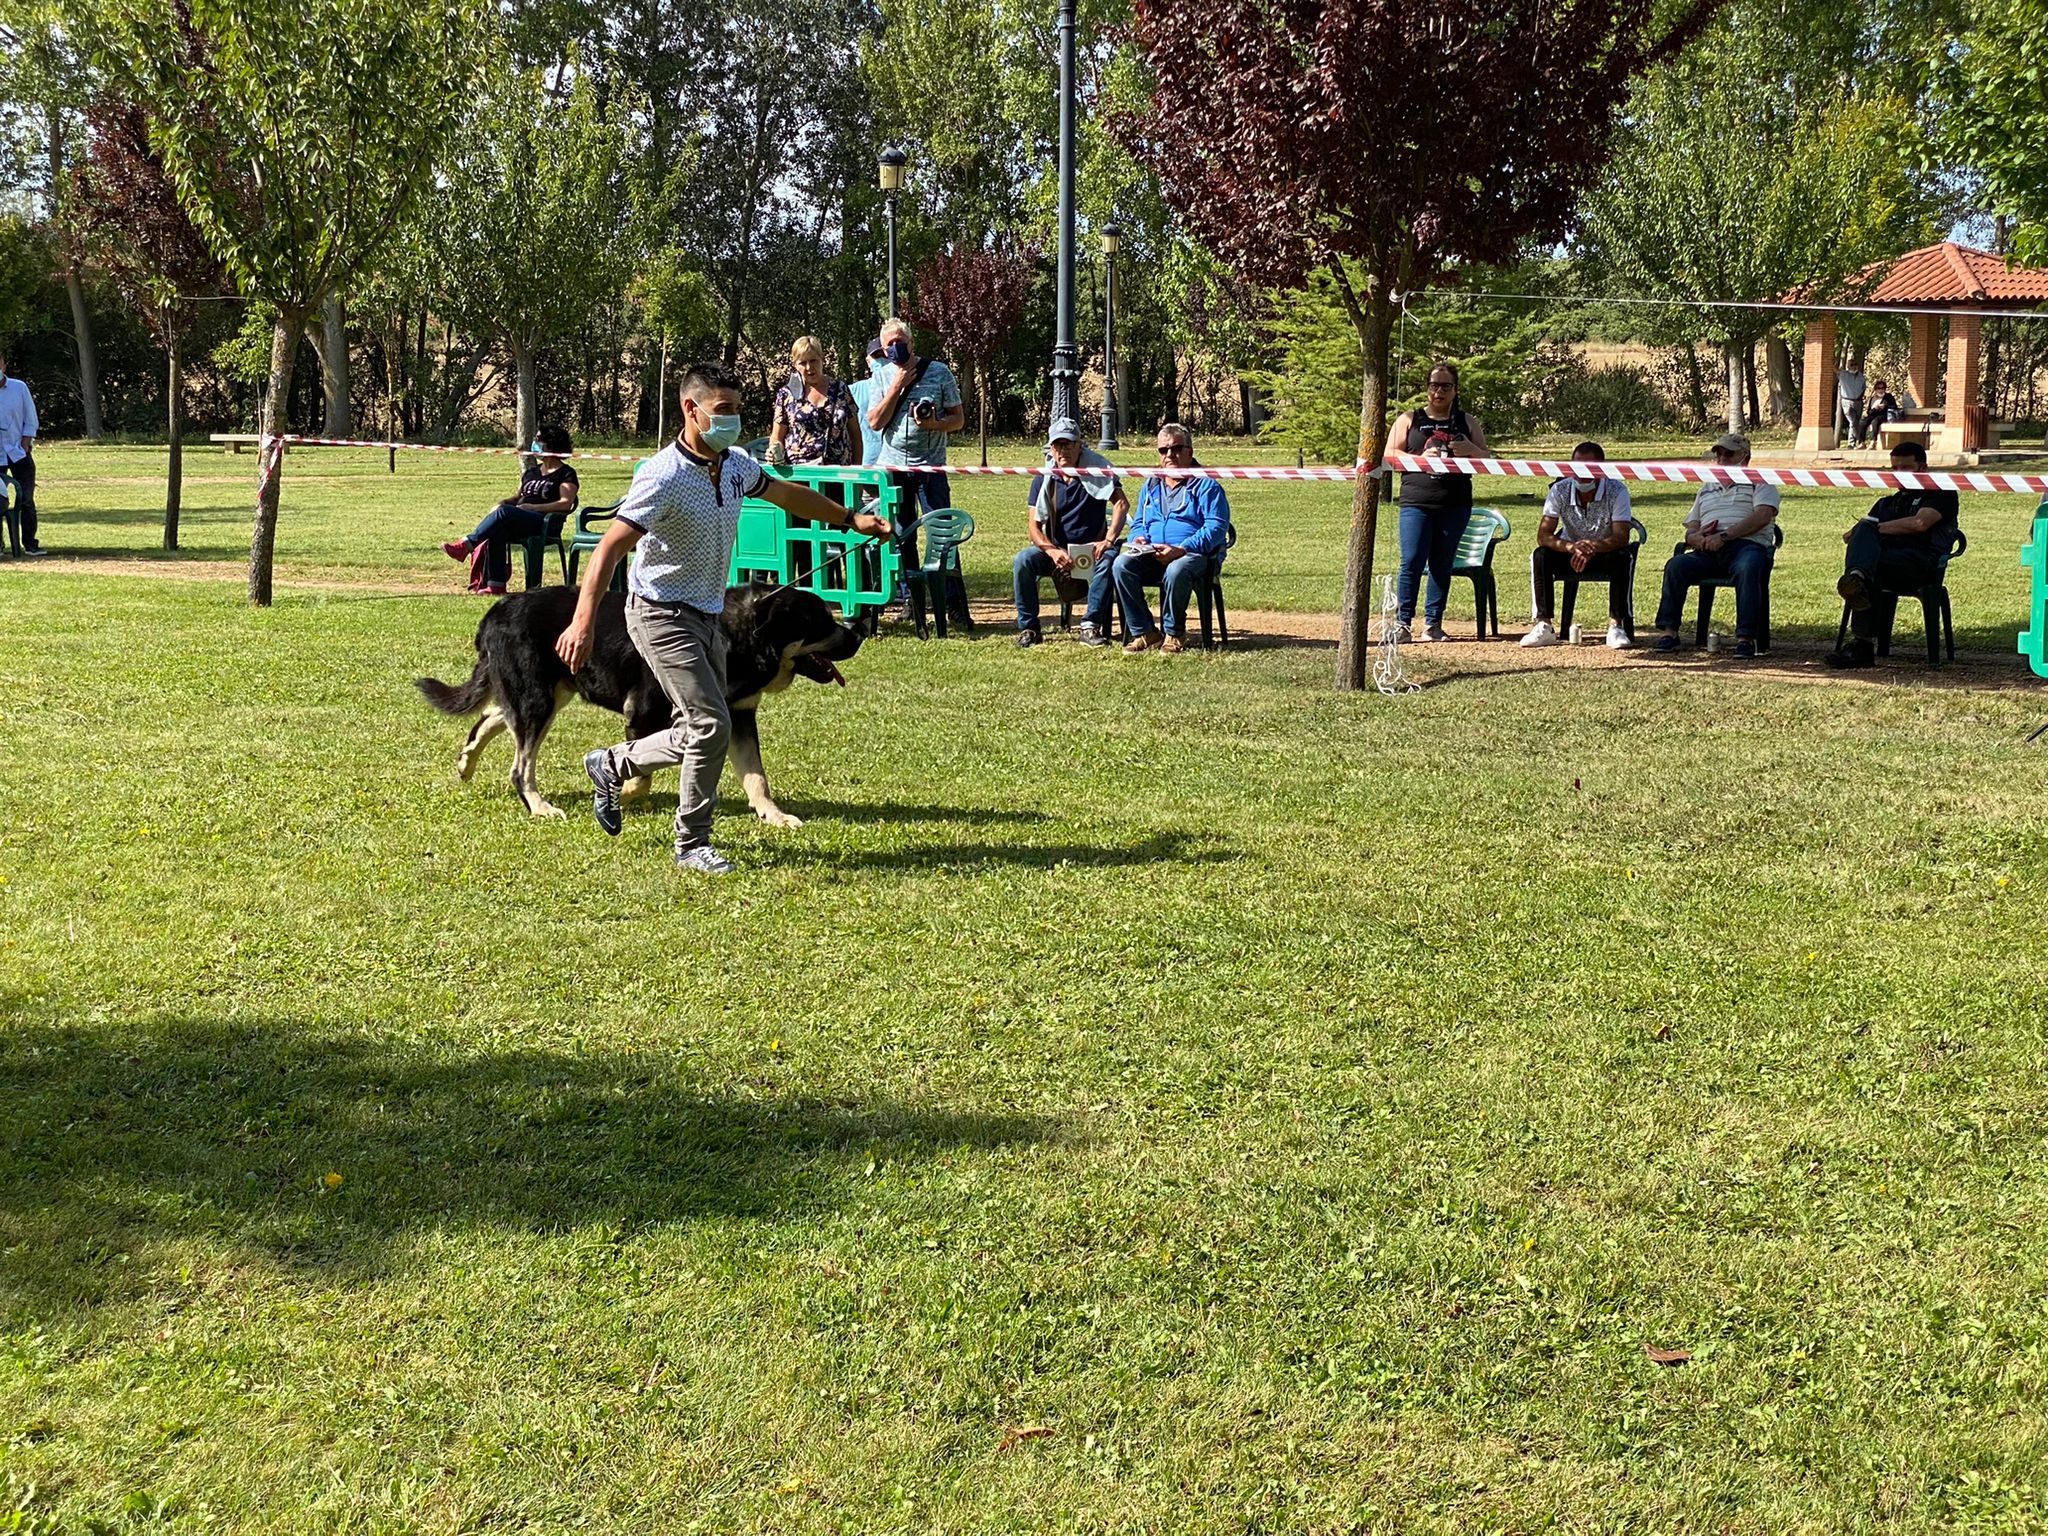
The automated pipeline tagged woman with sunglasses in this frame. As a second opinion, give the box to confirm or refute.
[1387,363,1487,642]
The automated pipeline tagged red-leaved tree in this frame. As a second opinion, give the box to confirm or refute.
[909,244,1036,466]
[1123,0,1719,687]
[68,96,229,550]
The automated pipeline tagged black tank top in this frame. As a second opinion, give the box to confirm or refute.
[1399,406,1473,514]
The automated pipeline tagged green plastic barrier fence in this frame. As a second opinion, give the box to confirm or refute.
[2022,497,2048,678]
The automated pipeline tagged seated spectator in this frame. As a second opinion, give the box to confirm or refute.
[1859,378,1900,445]
[1114,423,1232,654]
[1826,440,1959,669]
[440,424,580,594]
[1649,432,1780,658]
[1519,441,1635,650]
[1014,418,1127,648]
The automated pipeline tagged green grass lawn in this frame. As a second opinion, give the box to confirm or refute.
[4,440,2048,1532]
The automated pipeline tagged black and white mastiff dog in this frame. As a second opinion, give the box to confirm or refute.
[416,583,863,824]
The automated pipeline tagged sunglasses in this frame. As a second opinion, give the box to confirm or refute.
[1156,442,1189,455]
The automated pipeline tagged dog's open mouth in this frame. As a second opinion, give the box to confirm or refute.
[794,654,846,686]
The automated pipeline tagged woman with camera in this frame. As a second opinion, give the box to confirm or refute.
[1387,362,1487,642]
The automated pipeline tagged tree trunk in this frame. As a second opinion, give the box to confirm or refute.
[319,293,352,436]
[1337,290,1398,692]
[250,310,305,607]
[1682,341,1707,430]
[1765,332,1795,425]
[977,360,990,467]
[511,339,538,452]
[64,270,106,439]
[1723,341,1746,433]
[1743,341,1761,431]
[164,326,182,551]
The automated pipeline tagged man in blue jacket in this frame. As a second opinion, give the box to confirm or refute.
[1113,423,1231,653]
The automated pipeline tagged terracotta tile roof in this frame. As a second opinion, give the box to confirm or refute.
[1864,242,2048,306]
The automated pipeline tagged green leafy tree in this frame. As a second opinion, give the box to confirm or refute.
[1937,0,2048,263]
[89,0,483,603]
[435,54,653,449]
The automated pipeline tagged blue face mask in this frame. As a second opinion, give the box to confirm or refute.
[530,440,545,455]
[885,339,911,366]
[701,413,744,452]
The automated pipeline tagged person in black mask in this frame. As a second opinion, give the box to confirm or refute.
[1387,361,1487,642]
[1826,440,1960,668]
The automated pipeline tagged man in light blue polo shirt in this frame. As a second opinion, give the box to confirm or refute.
[866,317,963,618]
[0,352,42,556]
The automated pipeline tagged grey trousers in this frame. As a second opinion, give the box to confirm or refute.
[614,596,730,852]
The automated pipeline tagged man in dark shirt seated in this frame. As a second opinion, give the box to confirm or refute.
[1013,417,1128,648]
[1826,440,1960,668]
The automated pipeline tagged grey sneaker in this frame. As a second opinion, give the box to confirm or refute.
[674,845,736,875]
[1419,622,1449,643]
[583,747,623,836]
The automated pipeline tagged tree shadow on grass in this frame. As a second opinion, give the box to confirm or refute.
[790,826,1236,874]
[0,1017,1047,1314]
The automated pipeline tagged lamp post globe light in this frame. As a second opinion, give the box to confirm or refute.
[878,147,908,317]
[1098,222,1121,451]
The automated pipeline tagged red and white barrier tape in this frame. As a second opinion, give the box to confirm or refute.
[266,435,2048,495]
[1378,450,2048,496]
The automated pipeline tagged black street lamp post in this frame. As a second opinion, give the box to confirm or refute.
[1048,0,1079,424]
[1098,222,1121,451]
[878,147,907,317]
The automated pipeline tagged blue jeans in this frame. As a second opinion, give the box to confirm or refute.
[1113,550,1210,638]
[1655,540,1773,638]
[1014,546,1114,631]
[1396,504,1471,626]
[467,501,552,587]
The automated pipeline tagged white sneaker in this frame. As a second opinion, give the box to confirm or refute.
[1606,623,1633,650]
[674,846,736,875]
[1519,621,1560,648]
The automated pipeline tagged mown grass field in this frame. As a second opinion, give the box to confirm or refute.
[3,439,2048,1533]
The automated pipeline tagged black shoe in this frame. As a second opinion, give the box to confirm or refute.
[1824,641,1876,669]
[1731,637,1757,659]
[1837,569,1873,612]
[584,747,623,836]
[1015,627,1041,648]
[1651,632,1682,653]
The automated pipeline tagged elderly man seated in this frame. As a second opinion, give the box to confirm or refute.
[1520,440,1635,650]
[1013,417,1127,648]
[1114,423,1232,654]
[1826,440,1960,668]
[1649,432,1781,659]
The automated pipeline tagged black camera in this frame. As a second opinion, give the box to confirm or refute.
[913,398,938,424]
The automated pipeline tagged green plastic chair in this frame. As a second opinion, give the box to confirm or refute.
[1558,516,1647,640]
[565,499,627,591]
[515,513,572,589]
[914,509,976,638]
[1450,507,1512,638]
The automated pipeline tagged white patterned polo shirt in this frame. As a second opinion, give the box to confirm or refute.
[614,440,769,614]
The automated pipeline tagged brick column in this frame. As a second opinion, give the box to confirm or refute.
[1906,313,1940,411]
[1940,313,1983,454]
[1796,316,1836,451]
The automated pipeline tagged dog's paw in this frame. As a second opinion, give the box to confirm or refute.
[756,807,805,830]
[620,774,653,803]
[529,801,568,821]
[456,754,479,782]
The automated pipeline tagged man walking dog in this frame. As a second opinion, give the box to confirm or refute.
[556,362,891,873]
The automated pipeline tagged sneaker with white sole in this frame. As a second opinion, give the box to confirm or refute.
[674,845,736,875]
[1519,621,1560,648]
[584,747,623,836]
[1605,623,1633,650]
[1418,622,1449,643]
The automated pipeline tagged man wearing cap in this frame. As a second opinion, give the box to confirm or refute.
[1519,440,1636,650]
[849,336,888,468]
[0,352,42,555]
[1013,418,1128,648]
[1649,433,1781,659]
[1825,439,1960,669]
[1114,422,1231,654]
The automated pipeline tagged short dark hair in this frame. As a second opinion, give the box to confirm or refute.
[679,361,743,402]
[1572,440,1605,461]
[1890,439,1929,466]
[536,423,572,455]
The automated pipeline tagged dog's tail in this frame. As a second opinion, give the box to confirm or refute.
[415,662,493,715]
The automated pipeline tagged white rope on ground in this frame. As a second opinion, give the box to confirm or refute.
[1374,573,1418,696]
